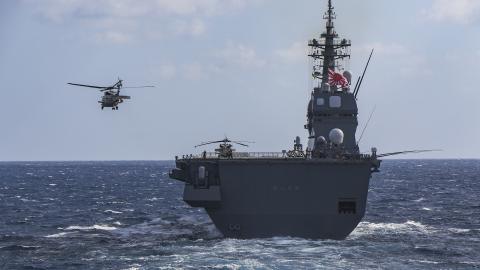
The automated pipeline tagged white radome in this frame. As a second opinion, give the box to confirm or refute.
[329,128,344,145]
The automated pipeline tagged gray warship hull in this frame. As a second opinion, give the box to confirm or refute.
[170,158,374,239]
[169,0,383,240]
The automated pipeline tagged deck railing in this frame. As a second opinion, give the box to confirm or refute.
[178,152,373,160]
[181,152,285,159]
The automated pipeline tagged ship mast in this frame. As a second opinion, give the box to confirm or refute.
[308,0,351,91]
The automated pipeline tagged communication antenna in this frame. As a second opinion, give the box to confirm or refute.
[357,105,376,146]
[354,48,374,98]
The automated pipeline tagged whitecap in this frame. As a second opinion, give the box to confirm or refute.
[20,198,38,203]
[64,224,117,231]
[45,232,71,238]
[104,210,123,214]
[408,259,439,265]
[351,220,431,237]
[421,207,432,211]
[147,197,163,201]
[448,228,471,234]
[413,197,425,202]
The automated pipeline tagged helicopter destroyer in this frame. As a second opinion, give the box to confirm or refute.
[170,0,381,239]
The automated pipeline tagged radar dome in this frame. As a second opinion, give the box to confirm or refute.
[316,136,327,145]
[343,71,352,84]
[329,128,344,145]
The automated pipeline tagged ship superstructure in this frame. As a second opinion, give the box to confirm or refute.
[169,0,381,239]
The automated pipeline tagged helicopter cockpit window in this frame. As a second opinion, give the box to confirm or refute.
[329,96,341,108]
[316,98,325,106]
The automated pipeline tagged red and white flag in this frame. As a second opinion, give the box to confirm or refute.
[328,69,349,88]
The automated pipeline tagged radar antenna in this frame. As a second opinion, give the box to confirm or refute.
[308,0,351,90]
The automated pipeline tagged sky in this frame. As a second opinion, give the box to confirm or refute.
[0,0,479,161]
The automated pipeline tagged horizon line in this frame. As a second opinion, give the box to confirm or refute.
[0,158,479,162]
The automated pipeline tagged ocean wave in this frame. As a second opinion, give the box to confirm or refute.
[112,216,222,240]
[351,220,431,237]
[45,232,71,238]
[352,221,476,238]
[447,228,471,234]
[0,245,41,251]
[20,198,39,203]
[407,259,440,265]
[104,210,123,214]
[63,224,118,231]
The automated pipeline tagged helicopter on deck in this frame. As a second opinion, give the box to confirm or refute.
[68,78,154,110]
[195,137,254,158]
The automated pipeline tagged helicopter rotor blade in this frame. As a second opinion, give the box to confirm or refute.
[231,141,249,147]
[194,140,225,148]
[377,149,441,158]
[67,83,110,89]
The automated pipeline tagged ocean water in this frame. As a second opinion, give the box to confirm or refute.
[0,160,479,270]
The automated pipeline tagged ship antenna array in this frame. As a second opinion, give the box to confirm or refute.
[354,48,374,98]
[308,0,351,86]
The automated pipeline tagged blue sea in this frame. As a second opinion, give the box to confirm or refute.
[0,160,479,270]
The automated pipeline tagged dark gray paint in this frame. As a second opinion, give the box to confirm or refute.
[169,0,381,239]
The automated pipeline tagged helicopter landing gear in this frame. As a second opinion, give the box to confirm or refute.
[115,106,119,110]
[101,106,104,110]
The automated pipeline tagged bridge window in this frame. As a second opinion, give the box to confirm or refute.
[329,96,341,108]
[316,98,325,106]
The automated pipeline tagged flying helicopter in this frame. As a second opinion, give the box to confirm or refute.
[195,137,254,158]
[68,78,154,110]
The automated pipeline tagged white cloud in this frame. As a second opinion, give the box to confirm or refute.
[274,42,307,62]
[398,54,432,77]
[425,0,480,24]
[183,63,208,80]
[191,19,207,36]
[159,65,177,79]
[24,0,264,43]
[170,19,206,37]
[355,42,409,56]
[153,62,221,81]
[355,42,431,79]
[26,0,263,21]
[95,31,132,44]
[216,42,266,68]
